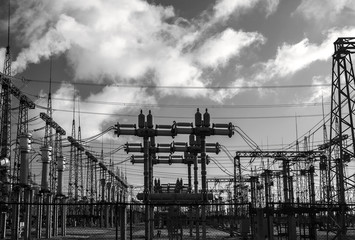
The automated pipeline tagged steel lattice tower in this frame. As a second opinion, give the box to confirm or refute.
[328,37,355,239]
[46,57,56,194]
[77,119,84,199]
[1,1,12,178]
[0,3,11,238]
[13,87,35,183]
[68,89,76,200]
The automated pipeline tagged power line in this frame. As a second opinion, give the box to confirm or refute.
[29,94,331,109]
[35,104,323,120]
[22,78,330,90]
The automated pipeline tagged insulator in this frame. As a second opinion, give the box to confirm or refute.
[19,134,32,186]
[0,157,10,168]
[176,122,192,127]
[41,146,52,163]
[147,110,153,128]
[156,124,172,129]
[138,110,145,129]
[213,123,229,128]
[203,108,210,127]
[57,156,66,171]
[195,108,202,127]
[118,123,136,128]
[206,156,210,164]
[127,143,142,147]
[157,143,171,147]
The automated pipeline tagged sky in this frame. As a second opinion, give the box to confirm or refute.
[1,0,355,192]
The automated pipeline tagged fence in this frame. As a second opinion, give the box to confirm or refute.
[1,201,355,239]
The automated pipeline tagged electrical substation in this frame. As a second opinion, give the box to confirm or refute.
[1,2,355,240]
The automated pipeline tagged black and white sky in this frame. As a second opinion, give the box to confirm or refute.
[1,0,355,187]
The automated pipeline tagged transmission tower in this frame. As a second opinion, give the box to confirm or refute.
[1,0,12,179]
[328,37,355,238]
[77,103,84,199]
[68,87,76,200]
[0,2,12,238]
[46,57,57,194]
[319,96,329,203]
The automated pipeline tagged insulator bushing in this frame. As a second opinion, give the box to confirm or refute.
[19,133,32,152]
[0,157,10,168]
[195,108,202,127]
[138,110,145,129]
[40,146,52,163]
[19,134,32,186]
[147,110,153,128]
[57,156,66,171]
[203,108,210,127]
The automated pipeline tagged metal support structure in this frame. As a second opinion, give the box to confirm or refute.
[115,109,233,240]
[328,37,355,238]
[0,7,12,233]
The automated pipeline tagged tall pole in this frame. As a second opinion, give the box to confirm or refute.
[0,2,12,237]
[329,38,355,238]
[140,109,151,239]
[233,156,237,236]
[193,153,200,240]
[200,134,207,239]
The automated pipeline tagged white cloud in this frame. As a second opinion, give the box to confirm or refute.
[8,0,269,103]
[212,0,259,21]
[211,0,279,22]
[152,50,208,98]
[254,27,355,82]
[209,78,246,103]
[296,0,355,22]
[263,0,280,17]
[194,28,265,68]
[46,83,157,138]
[12,16,73,74]
[307,76,331,103]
